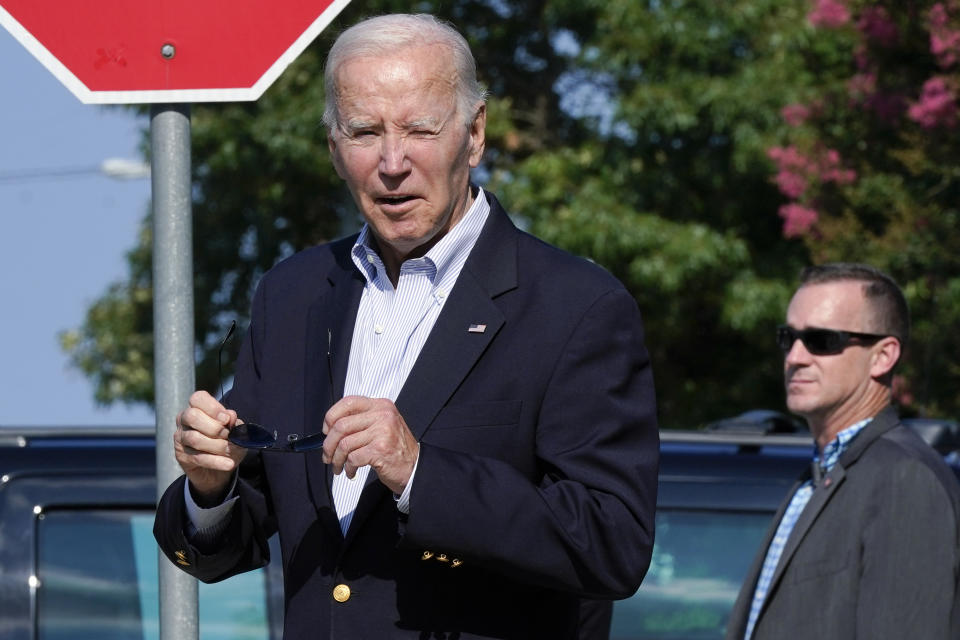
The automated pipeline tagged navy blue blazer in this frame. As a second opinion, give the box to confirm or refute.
[155,192,659,639]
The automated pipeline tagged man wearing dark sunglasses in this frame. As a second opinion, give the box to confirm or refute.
[727,263,960,640]
[153,13,658,640]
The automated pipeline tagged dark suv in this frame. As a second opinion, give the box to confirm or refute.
[612,412,960,640]
[2,416,956,640]
[0,426,282,640]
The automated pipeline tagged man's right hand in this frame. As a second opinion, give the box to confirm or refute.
[174,390,247,506]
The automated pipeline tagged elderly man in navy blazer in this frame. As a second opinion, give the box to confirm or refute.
[726,263,960,640]
[154,13,658,639]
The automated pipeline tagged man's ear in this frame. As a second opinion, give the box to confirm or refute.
[328,131,345,180]
[467,104,486,168]
[870,336,901,380]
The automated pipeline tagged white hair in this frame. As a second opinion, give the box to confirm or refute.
[322,14,488,132]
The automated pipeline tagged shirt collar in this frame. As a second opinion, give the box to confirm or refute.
[815,417,872,473]
[350,186,489,284]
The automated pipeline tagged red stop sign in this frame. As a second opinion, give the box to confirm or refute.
[0,0,351,104]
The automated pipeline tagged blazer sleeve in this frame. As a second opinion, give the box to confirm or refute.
[402,286,659,599]
[153,461,276,583]
[154,279,277,583]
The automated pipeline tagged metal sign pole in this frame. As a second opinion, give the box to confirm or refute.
[150,103,199,640]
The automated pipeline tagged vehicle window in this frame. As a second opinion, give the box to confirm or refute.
[36,509,270,640]
[611,509,771,640]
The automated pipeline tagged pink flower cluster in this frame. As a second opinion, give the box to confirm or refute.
[847,71,906,122]
[777,2,960,238]
[769,146,810,198]
[908,76,958,128]
[768,145,857,238]
[778,204,820,238]
[867,92,908,122]
[857,6,899,47]
[781,103,811,127]
[768,146,856,199]
[808,0,851,28]
[843,6,910,123]
[847,72,876,101]
[929,3,960,68]
[819,149,858,184]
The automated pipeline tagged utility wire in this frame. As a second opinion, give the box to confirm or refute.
[0,165,103,183]
[0,159,150,184]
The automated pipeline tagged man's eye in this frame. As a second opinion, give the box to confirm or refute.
[346,128,376,139]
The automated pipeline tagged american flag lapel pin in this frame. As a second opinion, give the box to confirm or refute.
[468,323,487,333]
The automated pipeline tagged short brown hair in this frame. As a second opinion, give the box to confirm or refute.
[799,263,909,346]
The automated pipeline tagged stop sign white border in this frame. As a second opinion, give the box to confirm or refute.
[0,0,352,104]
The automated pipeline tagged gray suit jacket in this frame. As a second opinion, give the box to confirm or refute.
[725,406,960,640]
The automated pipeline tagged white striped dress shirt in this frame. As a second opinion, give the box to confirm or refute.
[331,188,490,534]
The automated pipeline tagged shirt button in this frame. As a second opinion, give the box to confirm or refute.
[333,584,351,602]
[436,289,446,299]
[367,254,376,263]
[374,324,384,335]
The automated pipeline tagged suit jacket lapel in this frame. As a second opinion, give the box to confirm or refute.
[394,269,506,439]
[390,194,516,442]
[303,246,364,530]
[342,194,519,544]
[343,266,510,545]
[765,464,846,597]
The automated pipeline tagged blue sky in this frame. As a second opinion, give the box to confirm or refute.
[0,28,155,425]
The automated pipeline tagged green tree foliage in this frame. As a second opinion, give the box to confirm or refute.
[492,0,820,424]
[72,0,955,427]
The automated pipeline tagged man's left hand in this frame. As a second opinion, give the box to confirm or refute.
[322,396,419,494]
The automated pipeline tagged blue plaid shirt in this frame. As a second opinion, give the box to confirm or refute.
[743,417,872,639]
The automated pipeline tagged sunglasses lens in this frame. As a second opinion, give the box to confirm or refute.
[777,326,849,356]
[290,432,326,452]
[802,329,841,355]
[776,326,796,352]
[228,423,277,448]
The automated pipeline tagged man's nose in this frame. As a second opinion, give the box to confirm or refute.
[379,134,409,176]
[784,336,811,366]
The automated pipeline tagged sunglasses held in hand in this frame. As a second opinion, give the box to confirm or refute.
[217,321,330,453]
[776,324,888,356]
[228,423,326,453]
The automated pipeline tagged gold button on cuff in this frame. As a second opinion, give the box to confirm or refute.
[437,553,449,562]
[451,558,463,568]
[332,584,351,602]
[174,550,190,567]
[421,551,434,560]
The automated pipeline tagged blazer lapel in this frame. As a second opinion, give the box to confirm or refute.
[765,464,846,596]
[303,250,364,528]
[395,271,506,439]
[342,194,519,543]
[394,193,517,439]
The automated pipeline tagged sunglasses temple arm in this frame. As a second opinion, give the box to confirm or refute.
[327,329,335,407]
[217,320,237,401]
